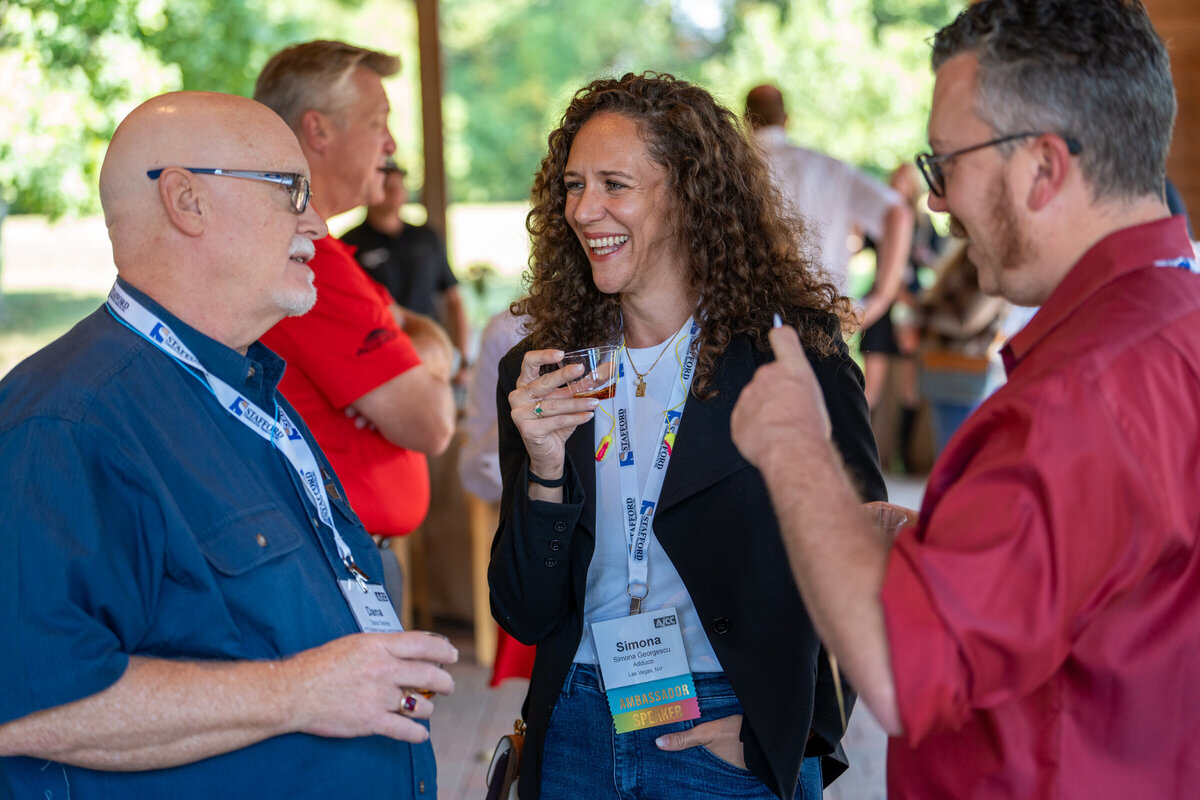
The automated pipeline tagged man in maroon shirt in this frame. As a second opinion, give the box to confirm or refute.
[726,1,1199,797]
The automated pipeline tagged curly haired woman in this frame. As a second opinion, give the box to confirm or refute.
[488,72,885,800]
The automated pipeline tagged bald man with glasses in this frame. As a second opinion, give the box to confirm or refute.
[733,1,1200,797]
[0,91,456,799]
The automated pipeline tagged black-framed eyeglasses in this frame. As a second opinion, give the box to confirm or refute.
[146,167,313,214]
[915,132,1083,198]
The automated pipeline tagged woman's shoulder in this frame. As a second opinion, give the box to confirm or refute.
[794,306,843,340]
[743,307,848,366]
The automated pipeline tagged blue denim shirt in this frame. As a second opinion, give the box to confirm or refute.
[0,279,435,799]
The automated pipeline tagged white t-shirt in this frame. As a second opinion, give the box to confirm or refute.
[754,125,901,293]
[573,327,721,673]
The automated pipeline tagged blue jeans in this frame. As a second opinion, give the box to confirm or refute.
[540,663,823,800]
[919,360,1006,455]
[929,401,975,455]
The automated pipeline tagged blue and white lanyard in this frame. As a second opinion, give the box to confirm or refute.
[614,319,699,615]
[105,282,369,588]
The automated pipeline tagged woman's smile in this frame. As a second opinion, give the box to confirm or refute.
[585,234,630,257]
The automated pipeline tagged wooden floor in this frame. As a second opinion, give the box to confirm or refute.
[428,474,925,800]
[429,628,529,800]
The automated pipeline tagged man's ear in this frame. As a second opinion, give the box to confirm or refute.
[298,109,331,156]
[1026,134,1073,211]
[157,168,206,238]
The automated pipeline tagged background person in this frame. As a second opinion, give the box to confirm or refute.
[744,84,912,330]
[0,91,456,799]
[731,1,1200,796]
[458,307,538,686]
[859,163,945,470]
[914,240,1009,454]
[489,72,884,800]
[459,308,529,503]
[343,159,471,376]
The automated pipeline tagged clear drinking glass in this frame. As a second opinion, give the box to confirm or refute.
[558,345,619,399]
[862,501,916,539]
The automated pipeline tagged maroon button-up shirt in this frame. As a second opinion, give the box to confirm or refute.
[882,216,1200,798]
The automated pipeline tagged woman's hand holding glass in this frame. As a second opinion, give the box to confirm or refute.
[511,349,600,489]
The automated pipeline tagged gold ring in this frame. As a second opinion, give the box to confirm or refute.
[534,400,544,416]
[399,692,418,714]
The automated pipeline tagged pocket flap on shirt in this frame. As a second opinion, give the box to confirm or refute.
[199,506,304,576]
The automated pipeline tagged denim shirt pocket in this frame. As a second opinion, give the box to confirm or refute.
[198,504,304,576]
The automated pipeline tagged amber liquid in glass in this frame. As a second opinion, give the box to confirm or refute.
[574,382,617,400]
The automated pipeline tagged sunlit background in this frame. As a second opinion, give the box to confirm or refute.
[2,0,962,374]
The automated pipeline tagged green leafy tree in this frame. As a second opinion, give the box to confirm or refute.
[441,0,728,202]
[2,1,174,217]
[3,0,961,214]
[702,0,960,180]
[439,0,961,202]
[0,0,325,218]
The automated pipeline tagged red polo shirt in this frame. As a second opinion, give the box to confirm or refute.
[882,216,1200,798]
[262,234,428,536]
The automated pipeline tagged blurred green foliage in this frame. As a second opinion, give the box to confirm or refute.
[0,0,962,215]
[441,0,961,201]
[1,0,322,217]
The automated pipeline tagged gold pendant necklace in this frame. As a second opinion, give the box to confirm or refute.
[624,326,683,397]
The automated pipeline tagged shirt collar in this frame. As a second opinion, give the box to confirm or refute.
[1002,215,1194,371]
[115,277,286,400]
[753,125,788,147]
[316,233,354,260]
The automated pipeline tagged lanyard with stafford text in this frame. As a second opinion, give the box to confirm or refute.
[105,282,402,632]
[614,318,698,615]
[588,318,703,735]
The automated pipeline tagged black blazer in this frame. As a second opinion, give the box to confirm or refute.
[489,320,885,800]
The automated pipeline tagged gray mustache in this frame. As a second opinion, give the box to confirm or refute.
[290,237,316,261]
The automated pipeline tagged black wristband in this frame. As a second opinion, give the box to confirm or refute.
[528,469,567,488]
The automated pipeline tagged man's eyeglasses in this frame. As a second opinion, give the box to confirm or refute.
[146,168,312,214]
[915,133,1083,198]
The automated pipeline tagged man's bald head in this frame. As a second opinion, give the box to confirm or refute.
[100,92,308,258]
[98,92,326,351]
[745,84,787,130]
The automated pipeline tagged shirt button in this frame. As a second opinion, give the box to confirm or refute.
[247,365,256,378]
[549,539,562,551]
[311,517,320,529]
[711,618,731,635]
[544,557,558,568]
[418,780,426,793]
[255,534,268,548]
[553,521,567,532]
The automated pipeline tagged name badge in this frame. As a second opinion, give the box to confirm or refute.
[338,579,404,633]
[590,608,700,733]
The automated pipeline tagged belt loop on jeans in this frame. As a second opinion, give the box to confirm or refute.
[561,662,580,697]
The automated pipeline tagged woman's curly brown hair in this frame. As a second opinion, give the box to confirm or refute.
[515,71,852,398]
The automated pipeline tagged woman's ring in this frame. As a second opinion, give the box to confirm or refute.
[534,400,544,416]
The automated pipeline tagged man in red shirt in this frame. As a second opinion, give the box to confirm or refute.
[253,42,455,542]
[727,1,1199,797]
